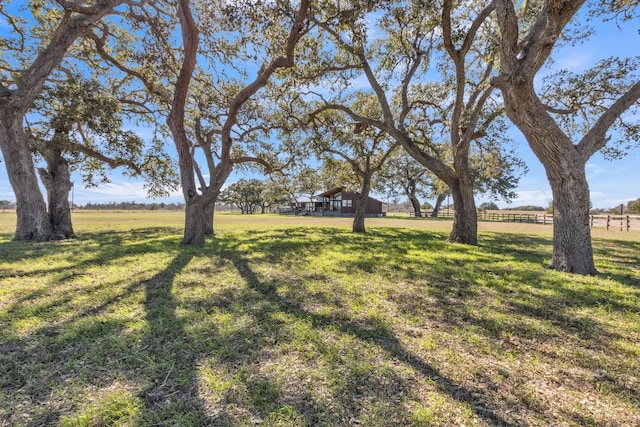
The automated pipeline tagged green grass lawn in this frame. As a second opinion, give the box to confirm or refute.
[0,211,639,426]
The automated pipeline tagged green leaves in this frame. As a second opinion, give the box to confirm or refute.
[540,56,640,158]
[30,75,178,193]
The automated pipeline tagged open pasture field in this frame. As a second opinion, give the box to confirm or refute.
[1,211,639,426]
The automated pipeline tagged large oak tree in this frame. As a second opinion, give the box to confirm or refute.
[296,0,521,245]
[490,0,640,274]
[89,0,312,244]
[28,76,176,237]
[0,0,128,240]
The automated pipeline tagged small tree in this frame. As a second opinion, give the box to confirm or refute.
[307,101,398,233]
[0,200,13,213]
[479,202,499,211]
[376,150,432,218]
[627,198,640,215]
[219,179,265,214]
[261,180,290,213]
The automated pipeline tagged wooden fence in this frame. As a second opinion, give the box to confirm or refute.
[589,215,640,231]
[478,212,640,231]
[479,212,552,225]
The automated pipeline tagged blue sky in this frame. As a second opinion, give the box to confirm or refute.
[0,5,638,209]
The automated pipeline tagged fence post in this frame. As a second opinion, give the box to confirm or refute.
[627,215,630,232]
[590,214,593,229]
[607,215,610,230]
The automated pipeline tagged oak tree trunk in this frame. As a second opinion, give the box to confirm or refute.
[448,178,478,245]
[431,193,446,217]
[0,113,55,241]
[409,196,422,217]
[37,151,74,238]
[549,168,597,274]
[352,181,372,233]
[405,180,422,217]
[495,74,598,275]
[182,196,208,245]
[353,198,367,233]
[204,202,215,236]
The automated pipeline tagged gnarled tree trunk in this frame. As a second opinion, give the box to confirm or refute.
[548,166,596,274]
[409,196,422,217]
[0,113,55,241]
[431,193,446,217]
[494,71,598,275]
[404,179,422,217]
[182,195,208,245]
[409,186,422,218]
[490,0,611,275]
[37,147,74,238]
[353,197,367,233]
[353,180,372,233]
[448,176,477,245]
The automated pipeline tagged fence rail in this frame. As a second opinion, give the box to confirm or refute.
[407,211,454,218]
[479,212,552,225]
[478,212,640,231]
[589,215,640,231]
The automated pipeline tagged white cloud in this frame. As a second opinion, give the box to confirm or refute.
[589,192,634,210]
[585,163,604,179]
[89,181,148,198]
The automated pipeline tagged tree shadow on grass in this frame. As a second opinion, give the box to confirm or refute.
[0,238,212,426]
[591,237,640,285]
[3,224,638,425]
[1,228,184,318]
[206,227,639,424]
[136,250,213,426]
[211,240,515,426]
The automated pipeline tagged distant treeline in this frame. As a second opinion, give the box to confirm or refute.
[77,201,247,211]
[79,201,186,211]
[503,205,546,211]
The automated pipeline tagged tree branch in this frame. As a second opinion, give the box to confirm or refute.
[231,156,273,173]
[167,0,200,200]
[220,0,310,172]
[578,80,640,159]
[544,104,578,115]
[11,0,126,110]
[71,141,142,174]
